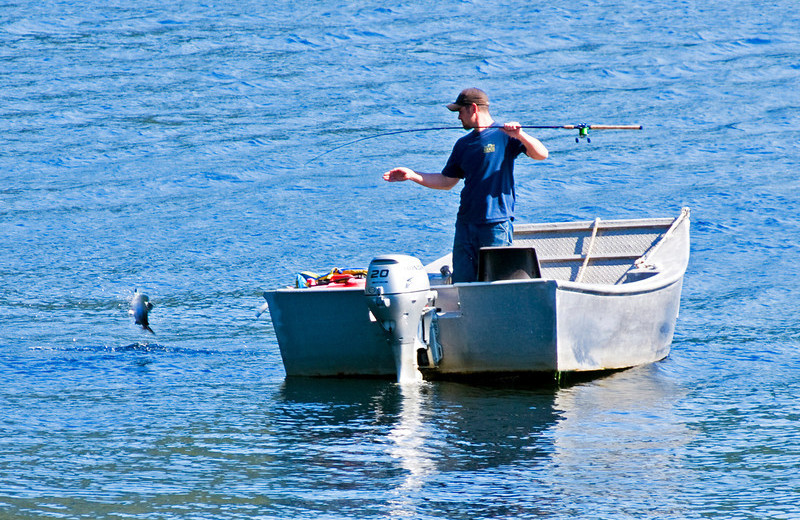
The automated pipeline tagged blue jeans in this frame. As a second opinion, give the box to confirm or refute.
[452,220,513,283]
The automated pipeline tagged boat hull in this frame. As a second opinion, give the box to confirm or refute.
[266,288,395,377]
[266,276,683,379]
[425,277,682,379]
[554,279,682,372]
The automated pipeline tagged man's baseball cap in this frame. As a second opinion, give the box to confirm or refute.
[446,88,489,111]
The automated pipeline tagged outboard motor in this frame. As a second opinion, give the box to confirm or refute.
[365,255,436,383]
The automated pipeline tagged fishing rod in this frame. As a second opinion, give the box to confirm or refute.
[306,123,643,164]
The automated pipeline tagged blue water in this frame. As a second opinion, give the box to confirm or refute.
[2,0,799,517]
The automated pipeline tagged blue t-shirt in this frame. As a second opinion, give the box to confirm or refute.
[441,125,526,224]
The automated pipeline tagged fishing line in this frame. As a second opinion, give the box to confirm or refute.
[305,123,643,165]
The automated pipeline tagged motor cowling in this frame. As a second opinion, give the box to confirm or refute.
[365,255,434,383]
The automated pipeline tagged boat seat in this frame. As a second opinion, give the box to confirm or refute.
[478,246,542,282]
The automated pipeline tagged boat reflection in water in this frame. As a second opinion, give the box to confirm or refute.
[386,383,435,516]
[272,378,561,516]
[270,365,694,516]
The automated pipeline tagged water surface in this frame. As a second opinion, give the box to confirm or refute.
[2,0,800,518]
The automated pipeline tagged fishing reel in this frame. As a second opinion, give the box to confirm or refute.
[575,124,591,143]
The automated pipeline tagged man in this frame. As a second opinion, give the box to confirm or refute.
[383,87,549,283]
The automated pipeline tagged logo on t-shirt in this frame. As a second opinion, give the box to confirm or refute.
[483,144,495,154]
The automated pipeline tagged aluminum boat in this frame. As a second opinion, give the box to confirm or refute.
[262,208,690,383]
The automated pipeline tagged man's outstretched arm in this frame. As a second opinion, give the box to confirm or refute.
[383,167,460,190]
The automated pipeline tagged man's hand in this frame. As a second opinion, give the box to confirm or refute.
[502,122,549,160]
[383,167,419,182]
[502,121,523,139]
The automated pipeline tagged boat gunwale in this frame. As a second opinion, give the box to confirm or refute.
[442,266,684,296]
[513,216,677,235]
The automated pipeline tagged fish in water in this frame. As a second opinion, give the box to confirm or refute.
[255,292,269,318]
[130,290,155,333]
